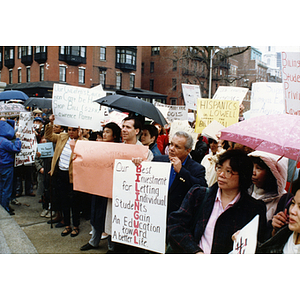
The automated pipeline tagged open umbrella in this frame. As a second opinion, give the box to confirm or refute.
[220,114,300,161]
[0,103,27,118]
[0,90,29,101]
[94,94,167,126]
[24,97,52,109]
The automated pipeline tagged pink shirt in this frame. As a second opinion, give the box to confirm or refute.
[199,188,241,254]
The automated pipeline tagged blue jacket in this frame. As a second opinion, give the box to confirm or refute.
[0,121,22,169]
[150,143,161,158]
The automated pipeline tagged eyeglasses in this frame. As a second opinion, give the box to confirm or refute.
[215,165,239,178]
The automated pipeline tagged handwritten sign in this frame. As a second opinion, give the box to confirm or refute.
[195,98,239,133]
[249,82,285,117]
[231,215,259,254]
[182,84,201,110]
[52,83,109,131]
[281,52,300,115]
[154,101,188,122]
[73,141,148,198]
[213,86,248,103]
[112,159,170,253]
[37,142,54,158]
[15,112,37,166]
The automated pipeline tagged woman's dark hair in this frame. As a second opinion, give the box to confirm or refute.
[142,124,158,144]
[104,122,121,143]
[217,149,253,192]
[250,156,278,193]
[208,138,218,144]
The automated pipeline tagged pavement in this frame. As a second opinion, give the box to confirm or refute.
[0,190,109,254]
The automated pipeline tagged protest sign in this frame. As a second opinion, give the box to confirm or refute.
[104,110,128,128]
[37,142,54,158]
[182,84,201,110]
[73,141,148,198]
[281,52,300,115]
[201,120,225,141]
[195,98,239,133]
[154,100,188,123]
[52,83,109,131]
[213,86,248,103]
[231,215,259,254]
[249,82,285,117]
[169,120,198,149]
[15,112,37,166]
[111,159,170,253]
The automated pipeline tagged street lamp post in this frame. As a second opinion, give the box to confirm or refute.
[208,48,220,99]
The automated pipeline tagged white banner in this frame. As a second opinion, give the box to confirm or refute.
[282,52,300,115]
[112,159,170,253]
[154,101,188,122]
[182,84,201,110]
[52,83,109,131]
[15,112,37,166]
[213,86,248,103]
[250,82,285,117]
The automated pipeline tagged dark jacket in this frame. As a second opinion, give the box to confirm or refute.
[153,155,207,217]
[168,183,267,254]
[256,225,293,254]
[0,121,22,169]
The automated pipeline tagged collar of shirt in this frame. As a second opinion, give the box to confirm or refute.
[216,188,241,211]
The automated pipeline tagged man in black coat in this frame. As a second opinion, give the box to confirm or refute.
[153,131,207,219]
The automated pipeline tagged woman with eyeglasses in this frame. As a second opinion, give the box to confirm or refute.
[167,149,267,254]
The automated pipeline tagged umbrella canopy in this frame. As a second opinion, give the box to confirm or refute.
[24,97,52,109]
[94,94,167,126]
[0,103,27,118]
[220,114,300,161]
[0,90,29,101]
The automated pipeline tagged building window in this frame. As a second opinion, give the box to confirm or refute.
[18,47,22,59]
[141,62,144,74]
[59,66,66,82]
[36,46,46,53]
[172,78,177,91]
[100,71,106,86]
[116,47,137,71]
[79,67,85,84]
[173,60,177,71]
[130,73,135,89]
[26,67,31,82]
[9,70,13,84]
[100,47,106,61]
[116,72,122,90]
[150,79,154,91]
[18,69,22,83]
[40,65,44,81]
[151,46,160,56]
[171,98,177,105]
[150,62,154,73]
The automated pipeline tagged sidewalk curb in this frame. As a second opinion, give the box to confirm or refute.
[0,206,38,254]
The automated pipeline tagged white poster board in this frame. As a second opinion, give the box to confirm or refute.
[231,215,259,254]
[182,84,201,110]
[282,52,300,115]
[154,100,188,122]
[15,112,38,166]
[37,142,54,158]
[213,86,248,103]
[52,83,109,131]
[169,120,198,150]
[250,82,285,117]
[112,159,170,253]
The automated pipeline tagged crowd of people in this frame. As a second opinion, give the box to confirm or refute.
[1,107,300,254]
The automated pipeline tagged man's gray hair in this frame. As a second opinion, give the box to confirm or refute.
[174,131,193,150]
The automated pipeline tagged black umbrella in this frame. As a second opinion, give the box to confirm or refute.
[24,97,52,109]
[94,94,167,126]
